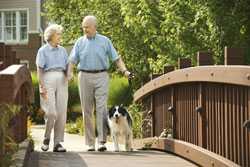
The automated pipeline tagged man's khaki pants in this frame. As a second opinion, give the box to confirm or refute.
[78,71,109,146]
[40,71,68,145]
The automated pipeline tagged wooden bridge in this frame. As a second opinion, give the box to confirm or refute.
[0,43,249,166]
[133,47,250,167]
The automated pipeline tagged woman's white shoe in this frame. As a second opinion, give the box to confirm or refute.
[41,138,50,151]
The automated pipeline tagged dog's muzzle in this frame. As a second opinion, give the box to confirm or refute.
[115,114,119,123]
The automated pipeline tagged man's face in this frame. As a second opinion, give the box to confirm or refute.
[82,20,96,38]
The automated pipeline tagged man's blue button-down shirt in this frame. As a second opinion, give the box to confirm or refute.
[69,34,119,70]
[36,43,69,71]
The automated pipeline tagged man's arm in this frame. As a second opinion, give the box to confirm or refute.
[115,57,131,77]
[106,38,131,77]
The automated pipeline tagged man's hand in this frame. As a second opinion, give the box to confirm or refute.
[124,71,135,80]
[124,70,131,78]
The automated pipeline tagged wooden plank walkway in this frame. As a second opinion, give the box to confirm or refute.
[27,126,197,167]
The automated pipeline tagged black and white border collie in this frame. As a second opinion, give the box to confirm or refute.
[108,105,133,152]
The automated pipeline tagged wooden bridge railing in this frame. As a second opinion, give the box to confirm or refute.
[0,64,34,141]
[0,43,33,165]
[134,47,250,167]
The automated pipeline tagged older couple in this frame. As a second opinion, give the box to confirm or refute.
[36,15,130,152]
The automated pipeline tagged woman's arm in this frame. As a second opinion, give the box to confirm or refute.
[66,62,74,81]
[37,67,47,99]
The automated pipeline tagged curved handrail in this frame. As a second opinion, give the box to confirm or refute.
[133,138,240,167]
[134,65,250,101]
[0,65,34,104]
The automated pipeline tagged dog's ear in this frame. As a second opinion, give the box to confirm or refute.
[118,106,127,116]
[108,106,115,118]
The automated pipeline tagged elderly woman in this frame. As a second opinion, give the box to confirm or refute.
[36,24,69,152]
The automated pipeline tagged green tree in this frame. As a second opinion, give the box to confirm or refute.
[43,0,250,87]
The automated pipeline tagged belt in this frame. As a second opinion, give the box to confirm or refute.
[80,69,107,73]
[46,68,64,72]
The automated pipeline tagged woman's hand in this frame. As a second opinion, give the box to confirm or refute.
[67,72,73,81]
[40,85,48,100]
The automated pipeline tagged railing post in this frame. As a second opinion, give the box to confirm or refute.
[197,51,214,66]
[11,51,18,64]
[171,86,176,138]
[0,43,6,70]
[5,45,13,67]
[197,83,207,148]
[150,73,162,80]
[150,94,155,137]
[224,47,244,65]
[178,58,192,69]
[0,106,5,167]
[163,65,175,74]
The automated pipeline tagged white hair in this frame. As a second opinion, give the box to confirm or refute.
[44,24,63,42]
[82,15,97,27]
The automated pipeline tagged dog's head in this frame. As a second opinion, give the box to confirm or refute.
[109,105,130,124]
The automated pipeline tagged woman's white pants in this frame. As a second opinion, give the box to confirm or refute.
[40,71,68,145]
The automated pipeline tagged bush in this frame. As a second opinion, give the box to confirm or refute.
[108,74,133,107]
[66,117,84,135]
[0,104,20,167]
[128,103,143,139]
[30,72,44,124]
[68,75,81,113]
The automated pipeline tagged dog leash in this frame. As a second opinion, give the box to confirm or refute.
[119,73,135,107]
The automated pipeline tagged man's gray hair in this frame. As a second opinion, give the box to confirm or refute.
[82,15,97,27]
[44,24,63,42]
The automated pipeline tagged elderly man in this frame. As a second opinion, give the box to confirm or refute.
[68,15,130,151]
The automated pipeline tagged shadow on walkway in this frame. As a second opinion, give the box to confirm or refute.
[28,151,88,167]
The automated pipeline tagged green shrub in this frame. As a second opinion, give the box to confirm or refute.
[0,104,20,167]
[67,75,82,122]
[128,103,143,139]
[108,74,133,107]
[66,117,84,135]
[30,72,44,124]
[68,75,81,113]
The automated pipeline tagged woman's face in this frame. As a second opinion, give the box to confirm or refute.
[51,32,62,45]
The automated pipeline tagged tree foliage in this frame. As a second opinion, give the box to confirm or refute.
[44,0,250,88]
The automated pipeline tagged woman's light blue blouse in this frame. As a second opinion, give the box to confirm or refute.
[36,43,68,71]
